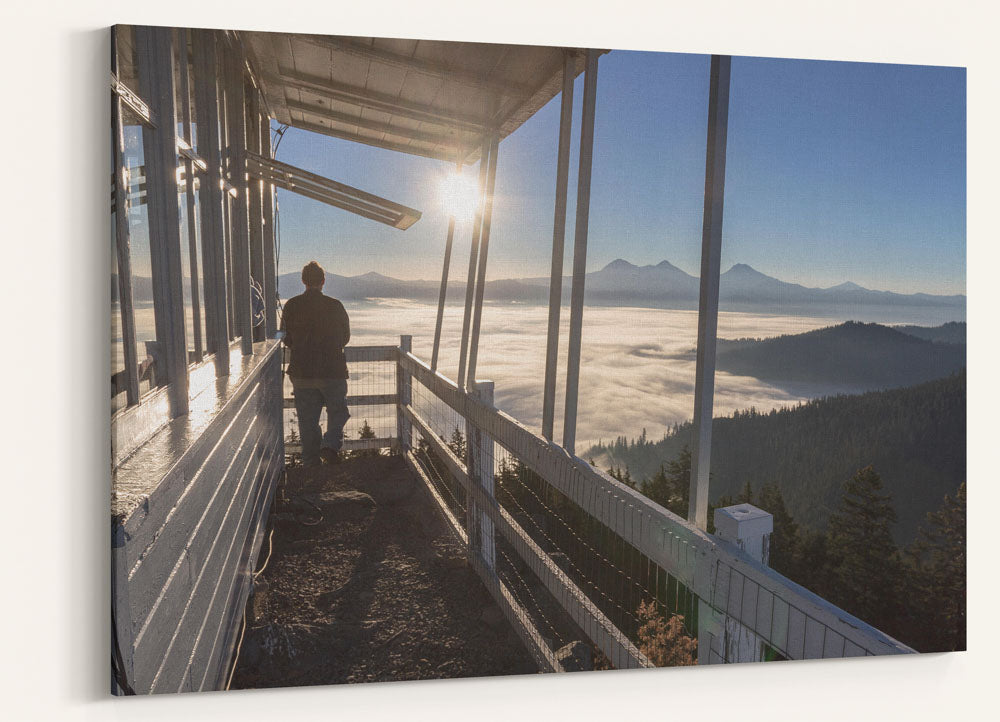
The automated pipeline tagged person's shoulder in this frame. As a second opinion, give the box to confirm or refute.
[323,295,347,310]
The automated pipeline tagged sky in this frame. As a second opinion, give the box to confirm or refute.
[273,50,966,295]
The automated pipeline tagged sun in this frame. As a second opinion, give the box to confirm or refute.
[439,170,480,223]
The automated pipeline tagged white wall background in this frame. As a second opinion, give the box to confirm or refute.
[0,1,995,719]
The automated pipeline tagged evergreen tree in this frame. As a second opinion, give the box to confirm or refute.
[448,427,467,460]
[639,445,691,517]
[826,466,903,631]
[352,419,379,458]
[756,484,801,579]
[907,483,966,651]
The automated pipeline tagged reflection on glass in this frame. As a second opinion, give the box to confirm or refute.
[122,116,158,391]
[111,212,125,378]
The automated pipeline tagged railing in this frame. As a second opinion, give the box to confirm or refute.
[282,345,399,453]
[288,340,914,671]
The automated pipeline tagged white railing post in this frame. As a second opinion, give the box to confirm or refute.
[464,379,496,571]
[472,380,496,572]
[710,503,774,663]
[396,335,412,452]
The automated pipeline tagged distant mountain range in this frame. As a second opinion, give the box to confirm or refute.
[715,321,966,390]
[115,258,966,316]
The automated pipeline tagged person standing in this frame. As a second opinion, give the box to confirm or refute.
[281,261,351,466]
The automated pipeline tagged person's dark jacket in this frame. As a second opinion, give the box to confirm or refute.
[281,288,351,379]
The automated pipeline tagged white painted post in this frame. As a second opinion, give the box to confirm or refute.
[457,137,490,390]
[466,134,500,390]
[431,160,461,372]
[714,504,773,565]
[473,380,496,572]
[177,28,204,361]
[192,29,231,375]
[541,52,575,442]
[136,25,189,417]
[688,55,732,530]
[226,45,254,357]
[714,503,773,663]
[261,116,278,339]
[397,335,412,452]
[562,48,600,455]
[111,59,141,406]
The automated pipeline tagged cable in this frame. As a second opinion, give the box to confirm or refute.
[253,529,274,581]
[271,123,289,330]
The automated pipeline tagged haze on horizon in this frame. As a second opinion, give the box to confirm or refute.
[270,49,965,297]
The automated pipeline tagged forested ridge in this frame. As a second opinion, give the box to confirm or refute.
[715,321,965,388]
[586,371,966,544]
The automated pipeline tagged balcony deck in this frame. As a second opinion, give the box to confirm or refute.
[229,454,538,688]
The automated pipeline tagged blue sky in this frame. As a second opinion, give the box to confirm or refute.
[274,50,966,295]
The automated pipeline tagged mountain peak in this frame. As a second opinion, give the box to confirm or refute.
[603,258,637,271]
[723,263,773,279]
[828,281,866,291]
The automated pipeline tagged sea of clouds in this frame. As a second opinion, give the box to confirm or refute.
[114,297,951,450]
[346,300,850,449]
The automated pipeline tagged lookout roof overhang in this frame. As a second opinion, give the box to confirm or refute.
[240,31,602,163]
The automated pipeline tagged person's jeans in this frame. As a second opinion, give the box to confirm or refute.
[292,378,350,465]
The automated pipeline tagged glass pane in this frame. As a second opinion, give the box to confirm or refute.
[122,111,158,392]
[111,208,126,414]
[195,189,209,354]
[178,175,195,360]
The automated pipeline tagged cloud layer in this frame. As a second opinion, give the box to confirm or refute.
[346,300,843,449]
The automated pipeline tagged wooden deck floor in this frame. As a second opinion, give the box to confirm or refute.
[229,454,537,689]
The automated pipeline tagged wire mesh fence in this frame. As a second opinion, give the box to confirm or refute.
[282,345,398,457]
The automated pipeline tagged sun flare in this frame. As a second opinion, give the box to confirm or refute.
[439,171,480,222]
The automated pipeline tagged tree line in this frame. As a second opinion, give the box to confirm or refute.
[588,371,966,544]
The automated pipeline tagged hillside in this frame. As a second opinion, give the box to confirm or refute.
[585,372,966,544]
[895,321,966,345]
[715,321,965,389]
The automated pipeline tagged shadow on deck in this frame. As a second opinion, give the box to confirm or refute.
[229,454,538,689]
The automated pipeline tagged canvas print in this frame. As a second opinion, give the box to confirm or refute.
[110,24,966,695]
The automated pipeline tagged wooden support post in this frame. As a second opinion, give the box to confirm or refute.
[541,52,575,442]
[396,335,413,452]
[261,115,277,338]
[687,55,732,531]
[562,49,600,455]
[466,134,500,389]
[136,25,189,417]
[192,29,230,375]
[431,161,460,372]
[247,95,265,342]
[226,45,253,356]
[177,28,203,360]
[112,46,141,406]
[457,136,490,390]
